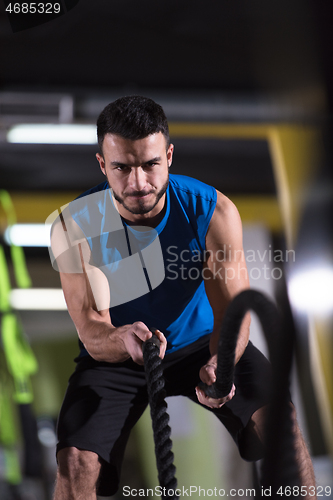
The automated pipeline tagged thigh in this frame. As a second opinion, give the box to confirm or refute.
[56,358,148,496]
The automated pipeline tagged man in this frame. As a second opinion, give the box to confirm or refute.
[50,96,315,499]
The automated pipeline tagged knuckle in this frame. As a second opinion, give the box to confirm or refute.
[133,321,146,330]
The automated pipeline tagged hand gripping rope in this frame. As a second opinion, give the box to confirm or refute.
[142,289,300,498]
[199,289,281,399]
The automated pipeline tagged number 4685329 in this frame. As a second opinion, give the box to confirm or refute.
[5,3,61,14]
[277,486,332,497]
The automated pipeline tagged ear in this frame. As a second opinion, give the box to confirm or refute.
[96,153,106,176]
[167,143,174,168]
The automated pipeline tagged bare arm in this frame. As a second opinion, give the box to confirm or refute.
[196,190,250,407]
[204,190,251,361]
[51,214,166,364]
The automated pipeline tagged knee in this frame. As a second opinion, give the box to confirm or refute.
[57,447,101,482]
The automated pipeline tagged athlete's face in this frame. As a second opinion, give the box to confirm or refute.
[96,132,173,222]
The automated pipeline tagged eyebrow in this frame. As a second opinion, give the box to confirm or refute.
[110,156,162,167]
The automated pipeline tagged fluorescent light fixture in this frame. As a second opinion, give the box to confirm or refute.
[7,124,97,144]
[288,266,333,315]
[4,224,52,247]
[10,288,67,310]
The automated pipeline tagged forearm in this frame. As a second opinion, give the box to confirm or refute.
[209,311,251,365]
[78,319,130,363]
[234,311,251,363]
[73,311,167,365]
[69,307,129,363]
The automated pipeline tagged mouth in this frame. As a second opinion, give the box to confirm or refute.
[126,192,153,199]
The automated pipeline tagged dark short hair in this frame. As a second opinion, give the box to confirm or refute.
[97,95,170,154]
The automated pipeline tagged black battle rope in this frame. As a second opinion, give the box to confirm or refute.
[199,289,300,497]
[199,288,282,399]
[143,290,300,499]
[142,330,178,499]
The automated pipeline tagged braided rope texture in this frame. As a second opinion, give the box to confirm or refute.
[143,340,178,499]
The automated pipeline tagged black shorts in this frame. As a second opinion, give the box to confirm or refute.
[56,336,271,496]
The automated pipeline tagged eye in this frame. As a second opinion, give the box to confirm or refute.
[115,165,130,172]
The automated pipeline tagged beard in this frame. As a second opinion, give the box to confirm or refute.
[107,174,169,215]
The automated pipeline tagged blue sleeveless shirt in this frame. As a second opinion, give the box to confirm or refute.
[69,174,217,356]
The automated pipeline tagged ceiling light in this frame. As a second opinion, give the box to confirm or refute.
[7,124,97,144]
[10,289,67,310]
[4,224,52,247]
[288,266,333,315]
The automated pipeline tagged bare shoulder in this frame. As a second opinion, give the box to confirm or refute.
[208,190,242,236]
[51,206,85,241]
[50,207,90,273]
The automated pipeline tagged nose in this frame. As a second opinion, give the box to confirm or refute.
[128,167,147,192]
